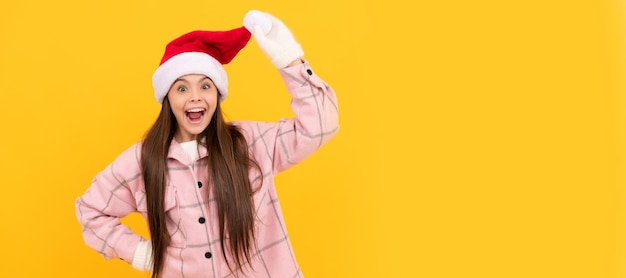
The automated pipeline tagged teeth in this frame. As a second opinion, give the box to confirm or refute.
[186,108,205,113]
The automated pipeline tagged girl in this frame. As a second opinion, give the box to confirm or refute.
[75,10,339,278]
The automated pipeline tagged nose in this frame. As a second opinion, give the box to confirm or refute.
[189,88,202,102]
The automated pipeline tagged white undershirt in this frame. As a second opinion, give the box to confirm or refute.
[179,141,199,162]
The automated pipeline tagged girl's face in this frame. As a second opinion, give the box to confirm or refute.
[167,74,219,142]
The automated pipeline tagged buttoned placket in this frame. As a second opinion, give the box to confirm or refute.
[187,159,217,276]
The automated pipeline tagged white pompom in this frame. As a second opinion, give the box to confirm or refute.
[244,10,272,35]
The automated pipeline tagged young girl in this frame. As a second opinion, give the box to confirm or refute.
[75,10,339,278]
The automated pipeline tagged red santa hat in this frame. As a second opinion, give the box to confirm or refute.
[152,27,251,103]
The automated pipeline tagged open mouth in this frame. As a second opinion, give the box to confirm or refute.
[185,108,206,124]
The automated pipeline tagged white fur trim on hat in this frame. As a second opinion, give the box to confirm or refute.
[152,52,228,104]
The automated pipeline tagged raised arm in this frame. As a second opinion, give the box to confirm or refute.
[242,10,339,173]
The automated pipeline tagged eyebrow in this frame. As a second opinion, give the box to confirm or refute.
[173,76,212,84]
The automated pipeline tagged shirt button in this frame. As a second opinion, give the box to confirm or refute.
[205,252,212,259]
[306,69,313,75]
[197,181,202,188]
[199,217,206,224]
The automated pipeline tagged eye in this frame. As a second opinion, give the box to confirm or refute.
[177,85,187,92]
[201,83,211,90]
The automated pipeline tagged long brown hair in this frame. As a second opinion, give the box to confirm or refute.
[141,97,261,277]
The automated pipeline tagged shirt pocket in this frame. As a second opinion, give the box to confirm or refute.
[135,185,186,248]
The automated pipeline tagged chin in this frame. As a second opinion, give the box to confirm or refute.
[189,125,209,135]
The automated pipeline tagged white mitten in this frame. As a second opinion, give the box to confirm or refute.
[131,240,153,272]
[243,10,304,68]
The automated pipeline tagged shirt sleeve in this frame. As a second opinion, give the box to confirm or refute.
[238,60,340,174]
[75,143,146,263]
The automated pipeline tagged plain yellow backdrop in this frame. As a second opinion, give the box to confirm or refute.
[1,0,625,277]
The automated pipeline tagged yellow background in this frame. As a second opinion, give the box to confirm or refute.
[0,0,625,277]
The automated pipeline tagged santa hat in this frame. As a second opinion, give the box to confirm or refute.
[152,27,251,103]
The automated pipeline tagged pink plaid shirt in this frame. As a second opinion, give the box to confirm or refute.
[76,61,339,277]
